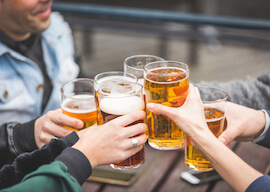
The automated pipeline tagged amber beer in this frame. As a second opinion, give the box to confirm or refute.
[94,71,138,125]
[61,78,97,131]
[61,95,97,131]
[185,107,225,171]
[144,61,189,150]
[185,86,228,171]
[98,82,145,169]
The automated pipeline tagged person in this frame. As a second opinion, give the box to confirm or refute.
[199,69,270,110]
[0,111,148,191]
[147,84,270,192]
[0,0,82,166]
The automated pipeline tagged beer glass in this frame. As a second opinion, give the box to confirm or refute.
[97,82,145,170]
[124,55,164,86]
[94,71,137,125]
[185,86,228,171]
[144,61,189,150]
[61,78,97,131]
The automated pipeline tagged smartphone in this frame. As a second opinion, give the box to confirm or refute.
[180,170,221,185]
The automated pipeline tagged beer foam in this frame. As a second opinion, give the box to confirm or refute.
[97,76,137,84]
[99,96,145,115]
[61,95,96,113]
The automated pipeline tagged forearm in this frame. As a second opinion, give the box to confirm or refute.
[195,134,262,192]
[0,132,79,189]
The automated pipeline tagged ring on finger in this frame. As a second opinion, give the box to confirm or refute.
[131,138,138,148]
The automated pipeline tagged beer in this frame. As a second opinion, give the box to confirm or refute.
[61,95,97,131]
[144,62,189,150]
[98,82,145,170]
[61,78,97,131]
[185,107,225,171]
[124,55,164,137]
[94,72,138,125]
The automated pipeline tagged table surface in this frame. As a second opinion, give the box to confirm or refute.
[81,141,270,192]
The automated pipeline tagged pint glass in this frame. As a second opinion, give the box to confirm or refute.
[61,78,97,131]
[144,61,189,150]
[185,86,228,171]
[124,55,164,135]
[124,55,164,86]
[94,71,137,125]
[97,82,145,170]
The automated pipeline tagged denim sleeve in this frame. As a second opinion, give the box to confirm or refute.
[253,110,270,148]
[245,175,270,192]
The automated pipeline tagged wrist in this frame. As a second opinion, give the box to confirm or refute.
[72,142,97,168]
[190,127,216,149]
[253,110,266,140]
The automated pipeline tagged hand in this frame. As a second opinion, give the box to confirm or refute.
[218,102,266,145]
[72,111,148,168]
[146,84,212,146]
[35,109,84,148]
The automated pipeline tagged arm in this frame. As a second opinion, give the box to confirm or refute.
[198,69,270,110]
[147,85,268,191]
[1,111,148,191]
[0,132,79,189]
[0,108,85,167]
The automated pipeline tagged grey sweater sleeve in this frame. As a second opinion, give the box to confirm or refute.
[197,70,270,110]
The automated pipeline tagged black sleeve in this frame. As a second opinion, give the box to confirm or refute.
[56,147,92,185]
[0,123,9,168]
[0,132,79,190]
[0,120,38,167]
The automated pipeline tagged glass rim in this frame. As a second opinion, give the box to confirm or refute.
[94,71,138,85]
[144,60,190,84]
[97,81,143,98]
[196,85,228,103]
[61,78,95,99]
[124,54,165,71]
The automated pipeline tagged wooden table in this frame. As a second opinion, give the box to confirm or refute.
[82,141,270,192]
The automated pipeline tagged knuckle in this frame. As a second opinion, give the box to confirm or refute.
[39,133,47,142]
[141,123,148,132]
[42,122,50,132]
[56,115,64,123]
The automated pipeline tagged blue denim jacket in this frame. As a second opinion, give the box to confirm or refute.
[0,13,79,124]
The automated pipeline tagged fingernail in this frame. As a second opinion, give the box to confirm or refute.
[147,103,154,111]
[219,137,227,145]
[77,122,84,128]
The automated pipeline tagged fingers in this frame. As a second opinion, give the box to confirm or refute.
[110,111,146,127]
[49,110,84,129]
[125,133,148,149]
[147,103,178,120]
[218,129,235,146]
[125,145,144,159]
[122,123,148,138]
[43,122,72,138]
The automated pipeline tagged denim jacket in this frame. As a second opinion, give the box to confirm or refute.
[0,12,79,124]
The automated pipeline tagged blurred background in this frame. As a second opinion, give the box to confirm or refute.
[54,0,270,83]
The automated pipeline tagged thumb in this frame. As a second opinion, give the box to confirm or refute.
[218,130,234,146]
[147,103,178,120]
